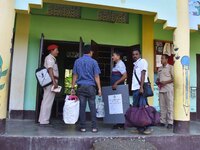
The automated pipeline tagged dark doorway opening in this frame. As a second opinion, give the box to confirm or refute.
[196,54,200,120]
[91,40,140,93]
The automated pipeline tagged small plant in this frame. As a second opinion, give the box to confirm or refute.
[64,69,77,94]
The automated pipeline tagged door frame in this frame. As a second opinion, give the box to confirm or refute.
[195,54,200,120]
[90,40,140,93]
[35,37,84,121]
[35,33,45,122]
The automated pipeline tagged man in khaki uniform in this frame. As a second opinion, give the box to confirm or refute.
[39,44,59,125]
[157,54,174,129]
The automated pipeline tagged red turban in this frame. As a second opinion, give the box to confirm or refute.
[47,44,58,51]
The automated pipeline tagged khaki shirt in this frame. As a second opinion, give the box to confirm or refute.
[158,64,173,92]
[44,54,59,78]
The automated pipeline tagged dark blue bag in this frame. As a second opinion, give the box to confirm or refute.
[134,72,153,97]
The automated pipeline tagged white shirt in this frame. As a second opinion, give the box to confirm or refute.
[44,54,59,78]
[112,60,126,74]
[131,58,148,91]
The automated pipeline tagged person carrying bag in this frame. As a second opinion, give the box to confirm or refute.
[129,49,156,134]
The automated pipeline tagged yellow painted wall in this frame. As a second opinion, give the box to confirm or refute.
[142,15,154,105]
[9,14,30,111]
[0,0,16,119]
[173,0,190,121]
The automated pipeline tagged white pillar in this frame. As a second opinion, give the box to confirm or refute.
[9,14,30,118]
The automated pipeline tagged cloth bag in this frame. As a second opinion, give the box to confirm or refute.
[63,95,80,124]
[35,67,52,87]
[134,72,153,97]
[125,106,152,127]
[125,96,160,127]
[96,96,105,118]
[145,106,160,126]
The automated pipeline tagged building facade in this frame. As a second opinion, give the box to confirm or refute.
[0,0,198,134]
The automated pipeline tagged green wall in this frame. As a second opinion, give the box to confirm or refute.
[190,32,200,87]
[154,23,173,41]
[24,10,142,110]
[24,7,176,111]
[190,32,200,112]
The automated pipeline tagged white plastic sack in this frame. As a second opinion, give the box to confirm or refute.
[96,97,105,118]
[63,95,80,124]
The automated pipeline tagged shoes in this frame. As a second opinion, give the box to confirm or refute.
[143,128,153,135]
[130,129,140,134]
[131,128,152,135]
[167,124,173,129]
[80,128,86,132]
[91,128,98,133]
[112,124,124,130]
[159,123,166,127]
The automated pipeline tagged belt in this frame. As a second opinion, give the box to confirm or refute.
[78,84,96,88]
[112,71,122,75]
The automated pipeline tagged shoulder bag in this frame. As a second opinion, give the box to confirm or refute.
[134,71,154,97]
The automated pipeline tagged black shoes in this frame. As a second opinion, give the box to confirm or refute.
[159,123,166,127]
[167,124,173,129]
[159,123,173,129]
[112,124,125,129]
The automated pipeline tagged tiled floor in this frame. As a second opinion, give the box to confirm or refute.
[3,119,200,137]
[1,119,200,150]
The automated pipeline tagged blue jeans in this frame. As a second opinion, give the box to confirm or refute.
[132,90,148,107]
[77,85,97,129]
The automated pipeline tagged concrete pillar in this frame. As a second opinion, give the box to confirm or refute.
[142,15,154,105]
[173,0,190,134]
[9,14,30,119]
[0,0,15,134]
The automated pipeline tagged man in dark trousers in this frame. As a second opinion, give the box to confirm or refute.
[71,45,101,133]
[131,49,152,135]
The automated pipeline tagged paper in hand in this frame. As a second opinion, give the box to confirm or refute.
[51,86,62,93]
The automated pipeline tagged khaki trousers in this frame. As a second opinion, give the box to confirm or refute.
[159,90,174,125]
[38,84,55,124]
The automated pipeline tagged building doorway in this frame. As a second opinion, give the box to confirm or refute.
[35,35,84,122]
[35,35,140,122]
[91,40,140,93]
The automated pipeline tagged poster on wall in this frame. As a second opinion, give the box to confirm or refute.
[102,85,130,124]
[156,55,162,68]
[189,0,200,30]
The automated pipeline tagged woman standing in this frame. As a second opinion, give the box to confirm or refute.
[111,51,127,129]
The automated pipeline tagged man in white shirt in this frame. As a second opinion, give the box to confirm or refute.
[131,49,152,135]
